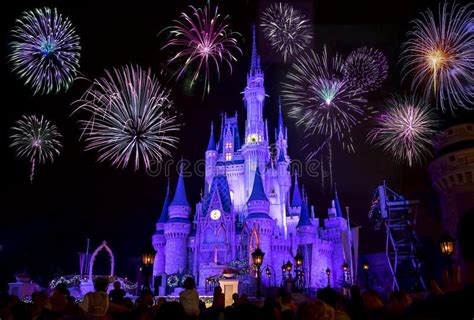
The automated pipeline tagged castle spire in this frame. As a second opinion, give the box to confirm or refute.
[170,161,189,207]
[207,122,216,151]
[291,171,302,207]
[334,184,343,218]
[250,23,261,76]
[278,96,284,133]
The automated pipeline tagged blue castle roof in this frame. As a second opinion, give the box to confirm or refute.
[170,163,189,207]
[207,122,216,151]
[335,187,344,218]
[248,167,268,202]
[158,178,171,224]
[202,175,232,215]
[297,200,313,228]
[291,173,302,207]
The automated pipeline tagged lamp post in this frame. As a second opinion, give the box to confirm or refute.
[440,233,454,279]
[286,260,293,279]
[141,247,155,292]
[281,263,287,286]
[252,247,264,300]
[294,251,304,290]
[342,262,349,287]
[326,268,331,287]
[362,261,369,289]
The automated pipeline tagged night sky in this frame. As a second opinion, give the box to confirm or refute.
[1,0,472,288]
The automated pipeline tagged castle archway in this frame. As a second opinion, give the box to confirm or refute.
[88,241,115,279]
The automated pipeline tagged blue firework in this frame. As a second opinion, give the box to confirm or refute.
[9,7,81,95]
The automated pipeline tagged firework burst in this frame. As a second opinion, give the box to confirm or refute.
[343,47,388,92]
[73,65,181,171]
[161,4,241,95]
[8,7,81,95]
[260,2,313,62]
[401,2,474,113]
[282,47,369,153]
[10,115,62,182]
[367,95,439,167]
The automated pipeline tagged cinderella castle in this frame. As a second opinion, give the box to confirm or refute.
[151,27,356,292]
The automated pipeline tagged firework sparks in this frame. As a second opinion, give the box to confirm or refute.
[10,115,62,182]
[260,2,313,62]
[73,65,181,171]
[367,95,439,167]
[282,47,369,153]
[161,4,241,95]
[401,2,474,112]
[8,7,81,95]
[343,47,388,92]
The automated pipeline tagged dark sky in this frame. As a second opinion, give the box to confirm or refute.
[1,0,472,287]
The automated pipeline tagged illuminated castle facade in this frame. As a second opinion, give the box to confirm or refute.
[152,28,352,291]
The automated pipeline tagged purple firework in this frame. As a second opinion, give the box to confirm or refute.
[8,7,81,95]
[162,4,242,95]
[10,114,62,182]
[73,65,181,171]
[401,2,474,113]
[343,47,388,92]
[367,95,439,167]
[282,47,370,154]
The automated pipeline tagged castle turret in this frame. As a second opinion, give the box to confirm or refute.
[205,123,217,188]
[242,24,269,195]
[245,168,274,265]
[164,164,191,274]
[152,179,171,276]
[321,187,348,288]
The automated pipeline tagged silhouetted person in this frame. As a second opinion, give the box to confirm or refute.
[179,277,200,318]
[109,281,126,303]
[80,277,110,319]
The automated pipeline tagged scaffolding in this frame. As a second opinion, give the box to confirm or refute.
[368,183,426,291]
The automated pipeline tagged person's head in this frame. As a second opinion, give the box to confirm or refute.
[93,277,110,292]
[155,301,186,320]
[232,293,239,303]
[54,283,70,297]
[239,294,249,305]
[155,297,166,309]
[31,291,48,307]
[50,289,67,311]
[316,287,338,308]
[213,286,222,295]
[183,277,195,290]
[113,281,121,290]
[139,290,154,306]
[361,290,384,311]
[295,299,334,320]
[199,299,206,311]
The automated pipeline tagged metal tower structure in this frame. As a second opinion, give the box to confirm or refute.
[368,183,426,291]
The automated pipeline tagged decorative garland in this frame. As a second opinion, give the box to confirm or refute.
[167,274,180,287]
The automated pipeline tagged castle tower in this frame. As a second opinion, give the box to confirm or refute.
[428,124,474,242]
[245,168,274,265]
[321,188,348,287]
[205,122,217,188]
[164,164,191,274]
[152,179,171,276]
[242,24,269,196]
